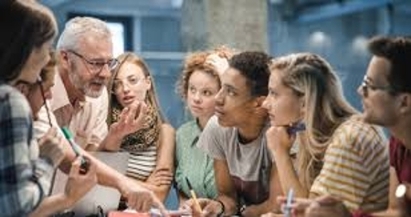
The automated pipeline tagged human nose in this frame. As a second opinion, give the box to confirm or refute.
[98,64,111,78]
[122,82,131,92]
[357,83,367,98]
[193,92,201,103]
[214,89,224,104]
[262,97,270,110]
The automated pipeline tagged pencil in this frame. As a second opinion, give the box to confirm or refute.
[185,177,202,213]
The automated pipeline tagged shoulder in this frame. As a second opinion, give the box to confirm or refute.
[203,116,228,133]
[331,115,386,153]
[161,122,175,134]
[0,85,31,117]
[176,120,198,135]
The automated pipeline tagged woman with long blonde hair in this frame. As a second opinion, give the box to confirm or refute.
[263,53,389,212]
[102,52,175,202]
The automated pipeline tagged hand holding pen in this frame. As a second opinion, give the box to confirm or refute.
[185,177,202,213]
[61,127,90,174]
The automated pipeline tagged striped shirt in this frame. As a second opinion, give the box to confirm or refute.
[310,116,389,212]
[125,145,157,181]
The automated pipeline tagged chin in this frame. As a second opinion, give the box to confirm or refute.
[85,88,103,98]
[217,118,233,127]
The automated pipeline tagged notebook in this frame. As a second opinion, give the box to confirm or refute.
[51,151,129,217]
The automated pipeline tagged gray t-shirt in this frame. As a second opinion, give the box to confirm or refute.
[197,116,272,206]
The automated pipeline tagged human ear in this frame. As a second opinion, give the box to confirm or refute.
[399,93,411,114]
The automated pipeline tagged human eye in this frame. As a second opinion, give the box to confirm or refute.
[89,61,105,69]
[189,86,196,94]
[128,77,139,84]
[227,88,236,96]
[268,89,277,97]
[203,90,214,96]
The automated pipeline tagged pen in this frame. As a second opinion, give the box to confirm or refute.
[284,188,294,217]
[61,127,88,172]
[61,127,82,157]
[185,177,202,213]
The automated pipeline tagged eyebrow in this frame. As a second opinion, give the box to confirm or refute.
[223,83,238,91]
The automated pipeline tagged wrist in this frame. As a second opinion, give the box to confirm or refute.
[215,199,225,217]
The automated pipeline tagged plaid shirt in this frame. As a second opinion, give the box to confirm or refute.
[0,84,54,217]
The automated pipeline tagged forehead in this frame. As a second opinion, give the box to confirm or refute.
[366,56,391,83]
[221,67,250,92]
[78,34,112,59]
[189,70,218,83]
[268,69,284,86]
[116,62,145,79]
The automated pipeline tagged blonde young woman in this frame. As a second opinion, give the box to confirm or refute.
[262,53,389,213]
[101,52,175,201]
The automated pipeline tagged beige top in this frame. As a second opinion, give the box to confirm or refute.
[34,72,108,149]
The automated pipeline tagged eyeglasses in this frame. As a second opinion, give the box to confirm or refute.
[360,76,395,97]
[112,76,146,93]
[67,50,119,75]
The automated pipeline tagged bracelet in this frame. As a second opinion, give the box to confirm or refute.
[238,204,246,216]
[215,199,225,217]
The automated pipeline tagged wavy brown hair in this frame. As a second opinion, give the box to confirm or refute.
[177,51,220,100]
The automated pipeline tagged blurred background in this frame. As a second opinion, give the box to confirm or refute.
[40,0,411,129]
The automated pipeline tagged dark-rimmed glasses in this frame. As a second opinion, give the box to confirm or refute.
[360,76,396,97]
[67,50,119,75]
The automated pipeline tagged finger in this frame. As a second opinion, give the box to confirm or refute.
[126,104,138,124]
[119,106,130,123]
[152,196,168,217]
[84,156,96,175]
[134,103,147,123]
[69,157,82,177]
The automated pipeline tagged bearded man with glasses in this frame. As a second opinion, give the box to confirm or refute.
[34,16,167,214]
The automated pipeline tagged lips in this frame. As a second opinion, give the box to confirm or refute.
[190,105,202,112]
[122,95,135,104]
[214,107,225,117]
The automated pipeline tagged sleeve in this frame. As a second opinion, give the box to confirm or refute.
[174,126,186,193]
[0,91,54,216]
[89,89,109,146]
[196,116,226,160]
[309,122,385,211]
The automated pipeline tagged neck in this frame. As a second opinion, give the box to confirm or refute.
[389,120,411,150]
[197,115,211,130]
[59,68,85,106]
[237,114,267,144]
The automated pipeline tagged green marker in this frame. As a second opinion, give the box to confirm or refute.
[61,127,82,157]
[61,127,88,172]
